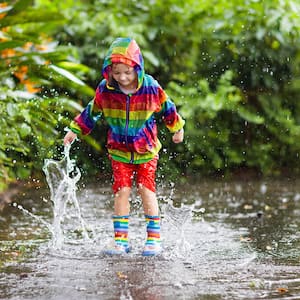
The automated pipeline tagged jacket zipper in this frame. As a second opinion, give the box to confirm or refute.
[125,94,134,163]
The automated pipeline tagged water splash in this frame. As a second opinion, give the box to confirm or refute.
[12,202,54,234]
[42,144,90,249]
[163,203,192,258]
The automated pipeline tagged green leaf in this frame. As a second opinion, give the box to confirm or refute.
[19,123,32,138]
[56,61,91,73]
[50,65,86,86]
[60,98,83,112]
[0,40,26,51]
[6,0,32,16]
[237,107,265,124]
[1,10,64,27]
[6,103,18,117]
[0,150,8,160]
[16,166,31,179]
[143,51,160,67]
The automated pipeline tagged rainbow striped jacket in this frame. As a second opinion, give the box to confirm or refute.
[70,38,185,164]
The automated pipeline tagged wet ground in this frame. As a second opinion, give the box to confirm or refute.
[1,177,300,300]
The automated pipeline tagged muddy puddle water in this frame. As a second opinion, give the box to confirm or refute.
[0,149,300,299]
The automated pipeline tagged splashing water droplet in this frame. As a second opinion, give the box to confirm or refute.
[163,203,192,258]
[42,144,90,249]
[164,203,191,228]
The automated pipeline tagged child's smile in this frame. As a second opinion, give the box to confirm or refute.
[111,63,137,91]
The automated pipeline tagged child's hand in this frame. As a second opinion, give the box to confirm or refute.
[63,131,77,145]
[172,128,184,144]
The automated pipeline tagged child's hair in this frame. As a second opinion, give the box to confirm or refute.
[106,65,114,87]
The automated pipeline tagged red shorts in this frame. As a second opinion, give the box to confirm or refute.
[111,156,158,194]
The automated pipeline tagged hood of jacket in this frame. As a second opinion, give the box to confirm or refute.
[102,37,145,90]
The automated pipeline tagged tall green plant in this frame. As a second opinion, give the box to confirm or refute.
[0,0,95,191]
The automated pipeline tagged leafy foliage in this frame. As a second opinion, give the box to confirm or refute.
[0,0,95,190]
[52,0,300,178]
[1,0,300,191]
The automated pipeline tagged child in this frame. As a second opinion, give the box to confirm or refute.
[64,37,185,256]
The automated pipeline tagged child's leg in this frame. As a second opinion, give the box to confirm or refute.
[112,215,130,251]
[104,160,133,255]
[138,185,158,216]
[114,187,131,216]
[138,186,161,256]
[135,156,158,214]
[136,157,161,256]
[143,214,161,256]
[105,187,131,254]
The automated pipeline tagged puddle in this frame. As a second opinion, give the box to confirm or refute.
[0,149,300,299]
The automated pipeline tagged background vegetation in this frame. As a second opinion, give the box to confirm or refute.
[1,0,300,191]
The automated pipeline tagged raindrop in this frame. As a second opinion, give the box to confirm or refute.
[235,184,242,193]
[260,184,267,194]
[294,193,300,201]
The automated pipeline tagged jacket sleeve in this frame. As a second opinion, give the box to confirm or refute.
[70,97,102,135]
[158,86,185,133]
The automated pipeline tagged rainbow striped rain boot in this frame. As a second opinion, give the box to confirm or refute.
[104,215,130,255]
[142,215,162,256]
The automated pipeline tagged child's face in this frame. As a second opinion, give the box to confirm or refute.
[111,63,137,89]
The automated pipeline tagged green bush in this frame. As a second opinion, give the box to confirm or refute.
[2,0,300,191]
[0,0,96,191]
